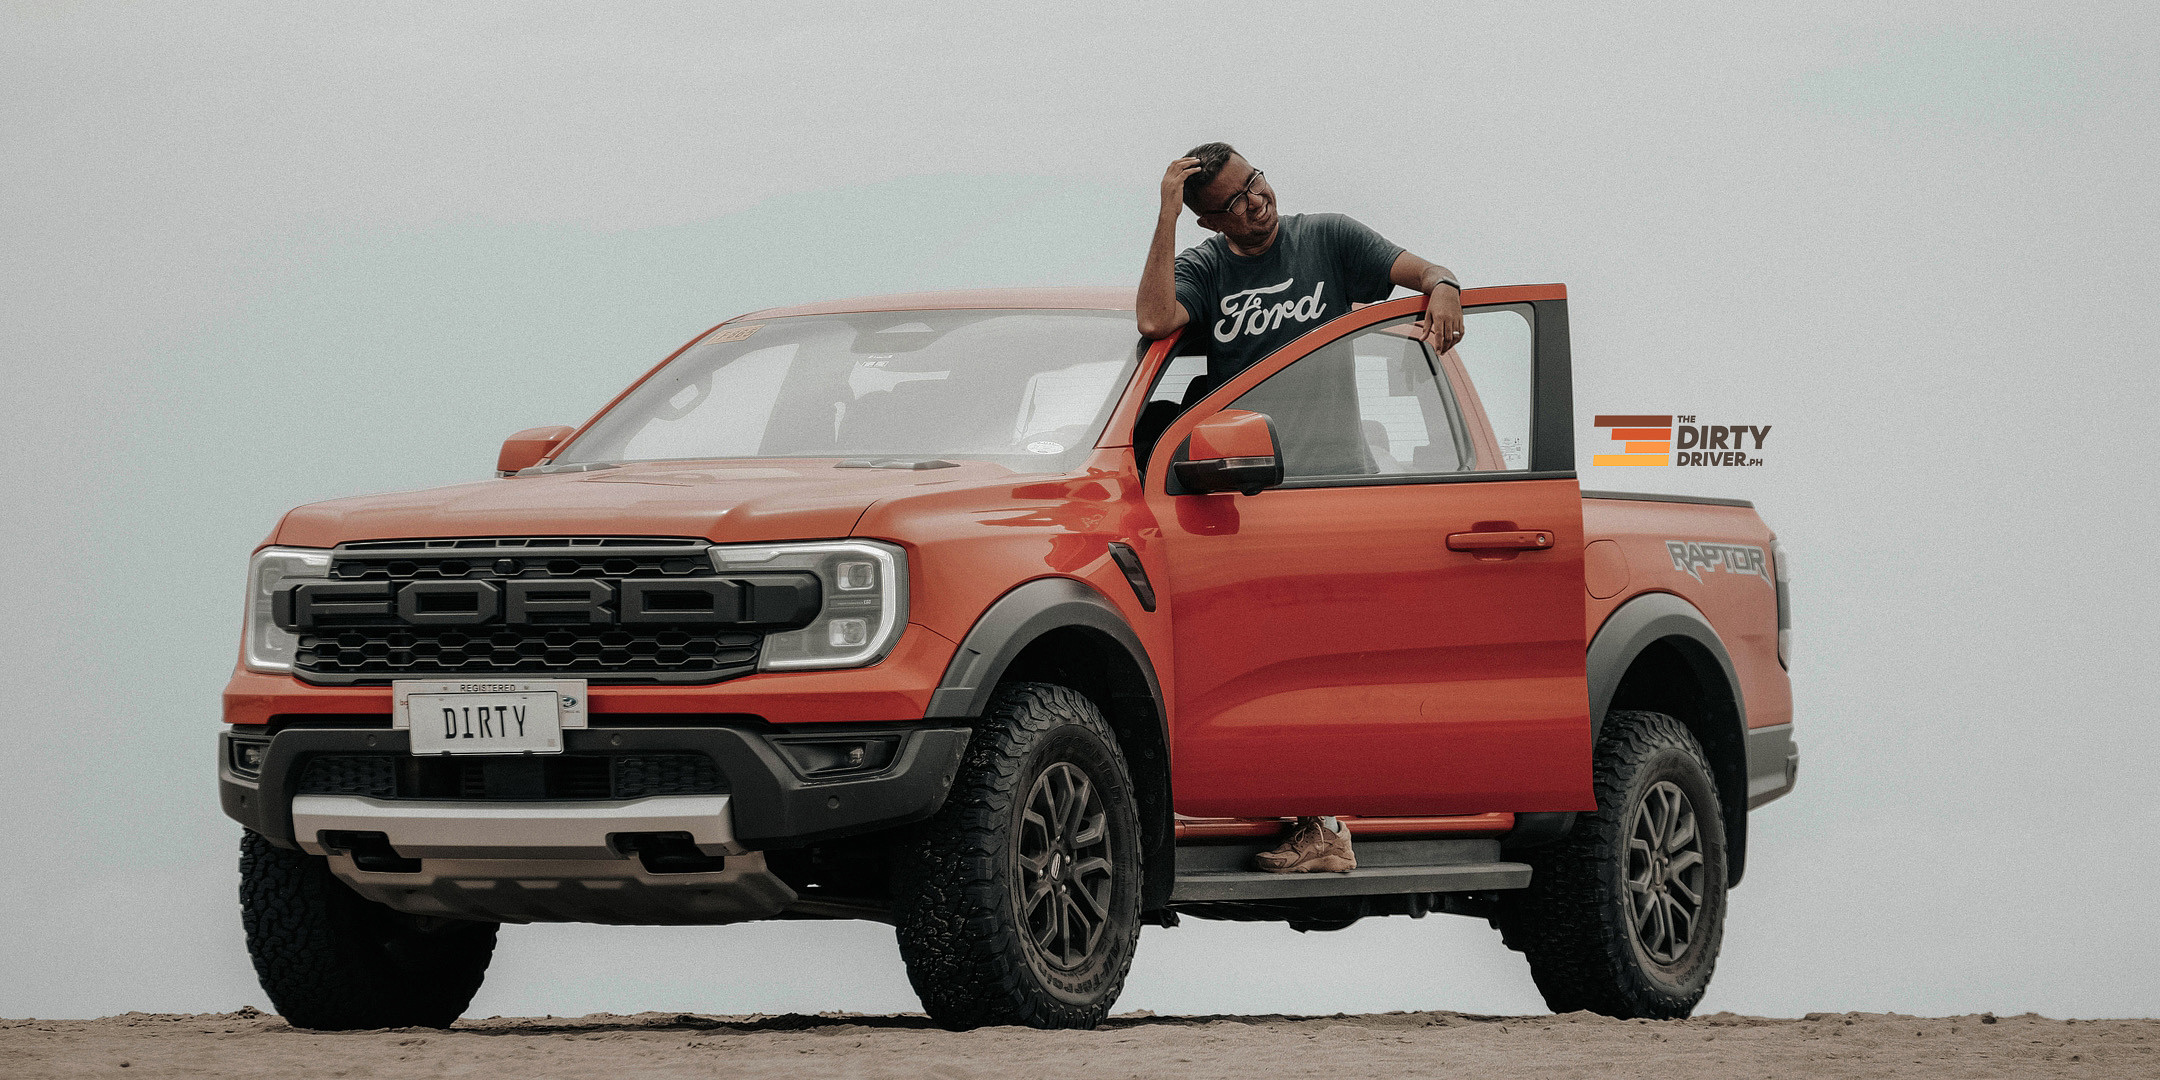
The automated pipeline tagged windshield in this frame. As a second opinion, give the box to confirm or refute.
[553,309,1140,473]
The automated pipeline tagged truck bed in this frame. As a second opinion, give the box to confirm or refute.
[1580,489,1791,735]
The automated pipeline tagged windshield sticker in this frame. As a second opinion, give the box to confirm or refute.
[705,324,762,344]
[1026,441,1064,455]
[1666,540,1770,586]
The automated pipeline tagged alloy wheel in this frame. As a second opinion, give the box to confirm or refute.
[1016,761,1116,970]
[1625,779,1705,965]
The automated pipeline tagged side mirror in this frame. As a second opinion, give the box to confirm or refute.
[1172,409,1285,496]
[496,425,576,476]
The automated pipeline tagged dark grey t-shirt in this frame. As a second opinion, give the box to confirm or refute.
[1173,212,1404,383]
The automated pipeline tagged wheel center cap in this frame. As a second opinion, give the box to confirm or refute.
[1048,852,1065,879]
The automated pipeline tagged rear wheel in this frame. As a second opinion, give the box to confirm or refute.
[239,829,498,1029]
[1495,710,1728,1018]
[891,682,1143,1029]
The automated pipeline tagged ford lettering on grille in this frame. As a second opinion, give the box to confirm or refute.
[271,540,821,686]
[277,576,819,628]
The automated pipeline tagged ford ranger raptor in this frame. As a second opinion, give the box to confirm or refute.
[221,284,1798,1029]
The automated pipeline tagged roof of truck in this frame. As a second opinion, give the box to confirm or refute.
[733,287,1135,321]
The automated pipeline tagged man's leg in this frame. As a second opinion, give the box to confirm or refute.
[1254,815,1356,874]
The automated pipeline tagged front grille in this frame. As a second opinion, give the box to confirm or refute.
[295,754,393,795]
[296,752,726,801]
[286,538,785,686]
[614,754,724,798]
[327,537,710,583]
[293,626,759,678]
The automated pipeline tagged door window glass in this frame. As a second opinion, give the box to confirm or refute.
[1145,354,1210,408]
[1228,316,1467,480]
[1134,350,1213,469]
[1452,304,1535,470]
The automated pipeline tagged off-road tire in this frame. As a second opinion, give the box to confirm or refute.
[239,829,499,1029]
[891,682,1144,1029]
[1495,710,1728,1019]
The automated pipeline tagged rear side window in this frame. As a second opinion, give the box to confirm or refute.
[1349,327,1462,472]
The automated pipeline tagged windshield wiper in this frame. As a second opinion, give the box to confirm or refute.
[835,458,960,471]
[518,461,622,475]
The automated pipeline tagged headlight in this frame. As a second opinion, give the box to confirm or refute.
[243,546,333,672]
[710,540,907,671]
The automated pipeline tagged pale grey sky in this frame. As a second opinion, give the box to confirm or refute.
[4,1,2156,1019]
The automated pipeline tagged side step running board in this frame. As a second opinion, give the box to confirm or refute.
[1171,862,1533,902]
[1169,836,1532,903]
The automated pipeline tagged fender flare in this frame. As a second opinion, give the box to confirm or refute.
[925,577,1165,738]
[1587,591,1747,741]
[925,577,1174,913]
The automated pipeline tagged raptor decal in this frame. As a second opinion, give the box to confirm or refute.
[1665,540,1770,586]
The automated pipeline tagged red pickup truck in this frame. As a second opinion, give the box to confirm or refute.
[222,284,1796,1030]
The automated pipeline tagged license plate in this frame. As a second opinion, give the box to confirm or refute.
[393,680,587,756]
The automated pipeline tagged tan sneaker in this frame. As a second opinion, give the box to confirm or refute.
[1253,817,1356,874]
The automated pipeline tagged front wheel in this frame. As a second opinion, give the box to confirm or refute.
[1495,710,1729,1018]
[891,682,1144,1029]
[239,829,498,1029]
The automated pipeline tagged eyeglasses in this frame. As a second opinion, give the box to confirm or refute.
[1212,170,1267,217]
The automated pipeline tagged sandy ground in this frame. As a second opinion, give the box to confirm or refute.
[3,1009,2152,1079]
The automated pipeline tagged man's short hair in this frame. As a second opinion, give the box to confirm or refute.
[1182,142,1239,211]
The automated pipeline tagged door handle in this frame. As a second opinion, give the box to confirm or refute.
[1446,530,1555,552]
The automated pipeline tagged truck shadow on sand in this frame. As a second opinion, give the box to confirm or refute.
[431,1011,1533,1038]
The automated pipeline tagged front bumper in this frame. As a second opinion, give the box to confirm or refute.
[222,722,970,851]
[289,789,788,923]
[290,793,742,860]
[221,721,967,924]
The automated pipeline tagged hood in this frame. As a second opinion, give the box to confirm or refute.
[272,459,1019,548]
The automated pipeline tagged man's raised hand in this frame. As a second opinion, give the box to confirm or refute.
[1160,157,1202,218]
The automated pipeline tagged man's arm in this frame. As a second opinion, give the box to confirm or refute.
[1137,157,1200,340]
[1390,251,1463,352]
